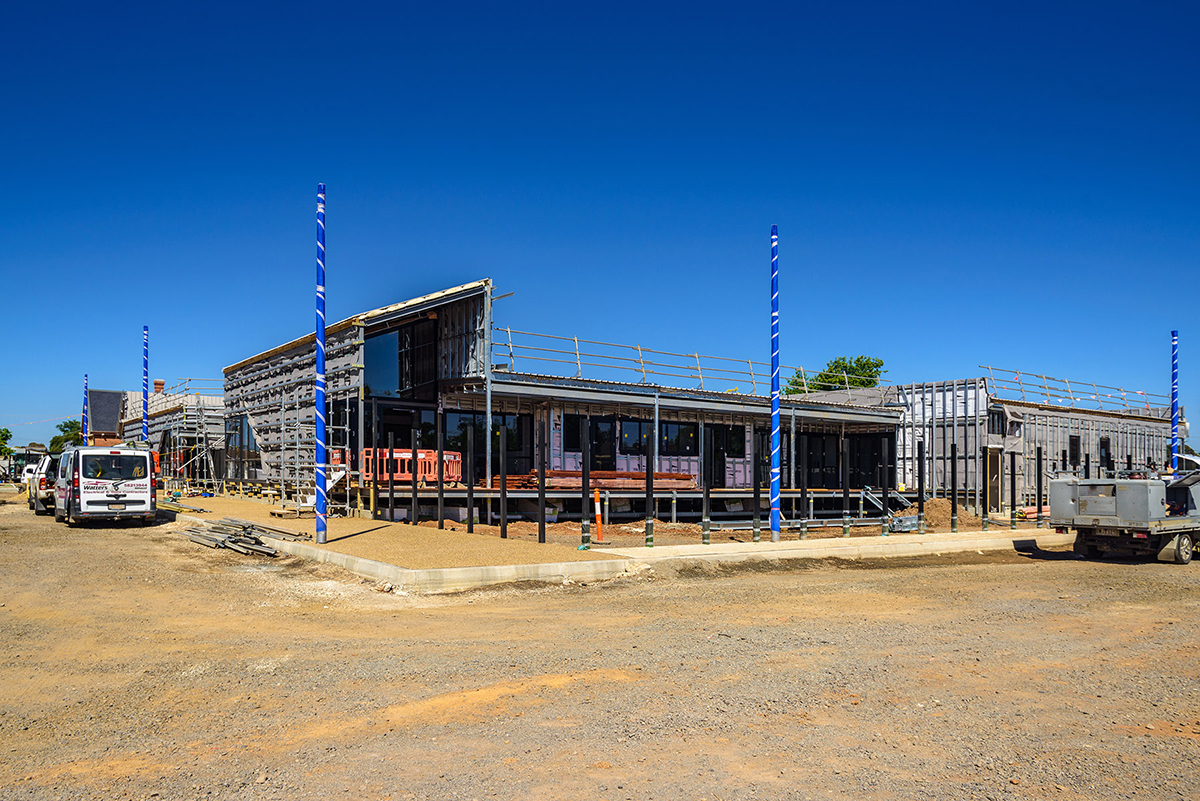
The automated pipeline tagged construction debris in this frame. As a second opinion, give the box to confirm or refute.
[160,499,212,514]
[179,518,311,556]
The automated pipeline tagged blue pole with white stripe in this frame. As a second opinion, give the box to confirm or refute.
[769,224,781,541]
[142,326,149,442]
[82,374,89,444]
[1171,330,1179,471]
[315,184,328,544]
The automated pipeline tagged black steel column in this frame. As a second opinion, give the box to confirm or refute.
[752,427,761,542]
[387,431,395,523]
[1062,449,1068,476]
[644,423,654,547]
[799,433,809,540]
[466,424,475,533]
[537,415,546,543]
[881,435,890,535]
[1126,454,1133,471]
[1036,446,1044,528]
[950,442,958,533]
[917,439,925,533]
[410,421,419,526]
[581,416,590,548]
[841,436,851,537]
[1084,452,1091,480]
[980,446,989,531]
[436,408,445,529]
[1010,450,1017,530]
[701,424,710,546]
[499,422,507,539]
[371,399,379,520]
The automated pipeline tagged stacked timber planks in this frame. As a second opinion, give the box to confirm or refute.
[179,518,311,556]
[489,470,697,490]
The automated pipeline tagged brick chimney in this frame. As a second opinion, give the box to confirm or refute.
[153,379,165,394]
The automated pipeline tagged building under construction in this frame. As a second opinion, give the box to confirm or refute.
[804,370,1183,512]
[119,379,225,486]
[222,279,904,525]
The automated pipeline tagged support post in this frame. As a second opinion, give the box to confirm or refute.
[581,415,590,548]
[436,406,445,529]
[371,399,378,518]
[917,439,925,533]
[314,183,328,544]
[644,421,654,547]
[700,420,710,545]
[881,435,890,536]
[411,421,419,526]
[842,436,851,537]
[1036,446,1044,528]
[950,442,958,532]
[980,446,989,531]
[769,224,782,542]
[752,427,761,542]
[387,431,395,522]
[1062,449,1069,476]
[1010,450,1017,530]
[1084,451,1091,480]
[82,374,89,443]
[466,423,475,533]
[499,421,507,539]
[798,434,808,539]
[537,414,546,543]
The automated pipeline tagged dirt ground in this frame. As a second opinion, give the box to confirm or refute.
[171,495,1038,569]
[2,496,1199,800]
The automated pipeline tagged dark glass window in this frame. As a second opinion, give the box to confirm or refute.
[659,422,698,456]
[563,414,583,452]
[364,331,400,397]
[619,419,650,454]
[988,410,1005,436]
[725,425,746,458]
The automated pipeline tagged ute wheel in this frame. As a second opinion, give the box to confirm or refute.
[1174,533,1194,565]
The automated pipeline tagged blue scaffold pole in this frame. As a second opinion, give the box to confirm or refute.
[142,326,149,442]
[1171,329,1179,471]
[769,224,781,541]
[315,183,328,544]
[82,374,89,443]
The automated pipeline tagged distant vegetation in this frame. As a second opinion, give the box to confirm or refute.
[49,420,84,453]
[786,355,886,394]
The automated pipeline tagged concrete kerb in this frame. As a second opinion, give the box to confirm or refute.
[174,512,1076,593]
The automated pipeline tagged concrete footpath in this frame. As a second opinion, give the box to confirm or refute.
[211,520,1075,594]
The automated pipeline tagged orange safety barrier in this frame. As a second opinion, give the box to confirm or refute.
[361,448,462,484]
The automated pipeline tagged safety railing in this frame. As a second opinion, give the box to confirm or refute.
[981,366,1170,415]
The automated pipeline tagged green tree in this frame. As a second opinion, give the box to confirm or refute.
[0,427,12,459]
[49,419,84,452]
[786,355,886,394]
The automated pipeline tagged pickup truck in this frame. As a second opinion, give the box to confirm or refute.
[1049,471,1199,564]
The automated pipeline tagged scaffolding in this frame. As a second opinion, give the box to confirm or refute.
[121,379,225,491]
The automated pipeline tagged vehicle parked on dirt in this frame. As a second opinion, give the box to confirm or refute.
[1050,470,1200,564]
[28,453,61,515]
[54,446,156,526]
[22,464,37,493]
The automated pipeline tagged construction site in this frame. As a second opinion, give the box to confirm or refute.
[196,278,1182,540]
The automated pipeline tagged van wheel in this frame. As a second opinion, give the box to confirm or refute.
[54,506,65,523]
[1174,533,1194,565]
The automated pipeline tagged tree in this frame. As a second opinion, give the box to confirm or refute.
[49,419,84,452]
[786,355,886,394]
[0,427,12,459]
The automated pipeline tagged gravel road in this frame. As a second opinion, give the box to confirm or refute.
[1,496,1198,800]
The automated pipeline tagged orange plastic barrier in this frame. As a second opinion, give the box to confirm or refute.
[361,448,462,484]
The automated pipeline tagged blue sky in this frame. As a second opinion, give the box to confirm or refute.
[3,1,1196,447]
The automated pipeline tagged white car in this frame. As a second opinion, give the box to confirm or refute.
[54,446,156,526]
[28,454,61,515]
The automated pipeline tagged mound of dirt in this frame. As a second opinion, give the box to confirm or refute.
[896,497,980,530]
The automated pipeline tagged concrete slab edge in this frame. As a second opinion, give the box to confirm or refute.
[173,514,1074,594]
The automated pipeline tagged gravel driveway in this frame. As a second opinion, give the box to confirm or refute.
[1,498,1197,800]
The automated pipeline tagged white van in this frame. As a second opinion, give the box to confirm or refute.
[54,446,156,526]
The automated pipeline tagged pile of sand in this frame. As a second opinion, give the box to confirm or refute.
[896,497,980,530]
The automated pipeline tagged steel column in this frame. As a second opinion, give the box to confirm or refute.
[315,183,328,544]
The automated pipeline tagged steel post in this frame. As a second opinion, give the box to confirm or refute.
[980,446,989,531]
[1036,446,1044,528]
[581,415,590,548]
[411,421,419,526]
[1010,450,1017,530]
[950,442,958,533]
[769,224,781,541]
[466,423,475,533]
[917,439,925,533]
[499,421,507,539]
[537,415,546,544]
[314,184,328,544]
[436,407,445,529]
[798,433,808,539]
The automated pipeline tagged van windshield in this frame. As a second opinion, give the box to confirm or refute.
[81,455,148,481]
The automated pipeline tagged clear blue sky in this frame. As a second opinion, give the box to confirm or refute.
[4,1,1196,447]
